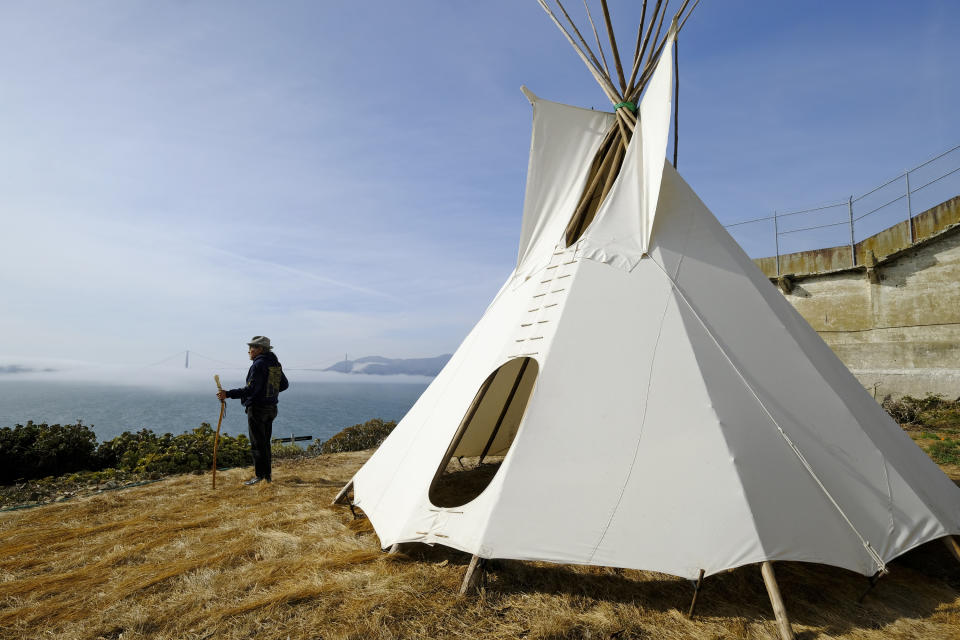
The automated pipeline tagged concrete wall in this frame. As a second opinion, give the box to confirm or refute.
[753,197,960,398]
[757,196,960,278]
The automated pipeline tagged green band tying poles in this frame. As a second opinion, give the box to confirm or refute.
[614,101,637,113]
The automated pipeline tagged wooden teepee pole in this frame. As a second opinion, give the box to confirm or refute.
[568,125,627,242]
[679,0,702,32]
[687,568,705,618]
[459,555,483,595]
[632,1,649,65]
[644,0,670,76]
[428,372,498,498]
[540,0,702,248]
[479,358,531,463]
[332,480,354,505]
[626,0,663,94]
[627,27,674,103]
[599,139,625,201]
[581,0,611,80]
[614,113,631,146]
[672,36,679,168]
[626,0,698,101]
[944,535,960,564]
[540,0,620,103]
[555,0,612,87]
[760,562,796,640]
[599,0,628,93]
[674,0,695,28]
[565,126,618,243]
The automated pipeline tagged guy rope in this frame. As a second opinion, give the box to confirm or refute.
[212,374,226,489]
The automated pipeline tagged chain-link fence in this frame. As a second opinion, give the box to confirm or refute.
[725,144,960,273]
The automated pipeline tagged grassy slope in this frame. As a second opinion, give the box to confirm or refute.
[1,442,959,640]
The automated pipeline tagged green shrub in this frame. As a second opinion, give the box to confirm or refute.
[271,441,306,460]
[96,428,162,471]
[0,421,99,483]
[928,438,960,466]
[95,424,250,476]
[1,415,398,485]
[320,418,397,454]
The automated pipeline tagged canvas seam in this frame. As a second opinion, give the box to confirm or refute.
[652,190,764,572]
[586,277,673,563]
[687,191,929,563]
[716,212,919,545]
[650,258,887,574]
[882,455,896,543]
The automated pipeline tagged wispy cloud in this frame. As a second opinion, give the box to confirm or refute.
[201,245,401,303]
[1,1,957,368]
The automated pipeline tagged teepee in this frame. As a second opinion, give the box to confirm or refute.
[335,3,960,637]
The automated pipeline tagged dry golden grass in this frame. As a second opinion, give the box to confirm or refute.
[2,450,959,640]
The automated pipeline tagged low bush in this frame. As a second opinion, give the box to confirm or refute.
[928,438,960,466]
[1,416,402,486]
[98,424,250,476]
[882,394,960,428]
[271,441,308,460]
[0,421,99,483]
[319,418,396,454]
[0,422,251,484]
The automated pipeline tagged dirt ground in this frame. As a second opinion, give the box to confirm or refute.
[1,450,959,640]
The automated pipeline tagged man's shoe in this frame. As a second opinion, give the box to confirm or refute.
[244,477,262,486]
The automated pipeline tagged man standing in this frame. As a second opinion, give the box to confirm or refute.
[217,336,289,485]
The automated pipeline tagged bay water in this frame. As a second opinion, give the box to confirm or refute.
[0,379,429,445]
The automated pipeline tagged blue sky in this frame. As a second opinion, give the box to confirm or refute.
[2,1,958,371]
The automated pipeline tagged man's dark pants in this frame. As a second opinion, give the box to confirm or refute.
[247,404,278,480]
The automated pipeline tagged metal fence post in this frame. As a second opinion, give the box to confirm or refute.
[847,196,856,267]
[723,144,958,265]
[904,170,914,243]
[773,211,780,276]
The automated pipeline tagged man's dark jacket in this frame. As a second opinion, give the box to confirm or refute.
[226,351,289,407]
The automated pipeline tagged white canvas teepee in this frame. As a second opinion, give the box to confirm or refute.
[336,11,960,625]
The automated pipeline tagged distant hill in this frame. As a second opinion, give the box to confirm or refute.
[323,355,451,377]
[0,364,56,374]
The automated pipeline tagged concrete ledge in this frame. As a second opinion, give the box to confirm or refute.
[755,196,960,279]
[850,369,960,401]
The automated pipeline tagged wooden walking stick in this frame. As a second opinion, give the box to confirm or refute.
[212,374,226,489]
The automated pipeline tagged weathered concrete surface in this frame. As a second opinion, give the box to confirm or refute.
[753,196,960,398]
[777,244,854,276]
[757,196,960,278]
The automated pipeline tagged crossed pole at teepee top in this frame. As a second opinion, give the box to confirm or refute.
[536,0,699,248]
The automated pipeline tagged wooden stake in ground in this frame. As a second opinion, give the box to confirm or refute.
[687,568,705,618]
[459,554,483,595]
[944,535,960,564]
[760,561,795,640]
[212,374,225,489]
[332,480,354,505]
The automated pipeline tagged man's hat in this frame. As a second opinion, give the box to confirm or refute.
[247,336,273,350]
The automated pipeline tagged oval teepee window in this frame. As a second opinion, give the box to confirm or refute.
[428,357,539,508]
